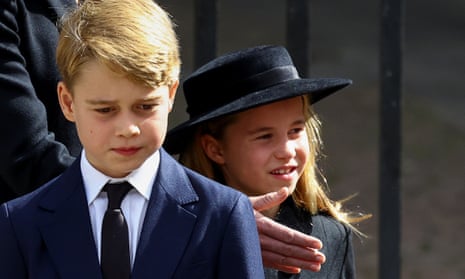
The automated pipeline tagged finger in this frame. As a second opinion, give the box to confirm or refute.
[249,187,289,211]
[262,256,302,274]
[259,233,325,264]
[255,212,323,250]
[261,250,323,273]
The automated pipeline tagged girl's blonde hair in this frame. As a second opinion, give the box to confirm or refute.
[180,96,370,234]
[56,0,180,90]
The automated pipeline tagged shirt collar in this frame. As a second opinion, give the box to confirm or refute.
[81,149,160,205]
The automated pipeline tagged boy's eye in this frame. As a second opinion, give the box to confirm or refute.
[95,107,114,113]
[137,104,156,110]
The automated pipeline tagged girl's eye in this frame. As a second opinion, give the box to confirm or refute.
[290,127,304,134]
[256,133,272,140]
[289,127,306,140]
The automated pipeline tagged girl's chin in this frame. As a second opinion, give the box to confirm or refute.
[278,184,297,195]
[242,184,297,196]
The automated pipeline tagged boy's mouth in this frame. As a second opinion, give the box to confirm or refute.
[112,147,141,156]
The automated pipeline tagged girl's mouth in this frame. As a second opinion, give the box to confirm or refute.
[270,166,297,175]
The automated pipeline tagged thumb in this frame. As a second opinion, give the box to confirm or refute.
[249,187,289,212]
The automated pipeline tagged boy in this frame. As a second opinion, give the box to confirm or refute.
[0,1,263,278]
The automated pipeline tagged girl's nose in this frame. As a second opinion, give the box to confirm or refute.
[274,140,296,159]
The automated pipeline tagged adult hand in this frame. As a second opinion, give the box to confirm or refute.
[249,187,326,273]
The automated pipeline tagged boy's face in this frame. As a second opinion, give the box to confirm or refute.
[203,97,310,196]
[58,60,177,178]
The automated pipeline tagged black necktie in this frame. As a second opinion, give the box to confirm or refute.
[101,182,132,279]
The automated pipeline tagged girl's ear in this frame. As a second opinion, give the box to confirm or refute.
[57,81,76,122]
[200,134,225,165]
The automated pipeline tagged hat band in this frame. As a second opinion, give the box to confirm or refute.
[233,65,299,93]
[187,65,299,118]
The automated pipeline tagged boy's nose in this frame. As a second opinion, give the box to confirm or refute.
[124,124,140,137]
[117,118,141,138]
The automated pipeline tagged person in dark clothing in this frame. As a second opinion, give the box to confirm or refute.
[166,45,371,278]
[0,0,79,203]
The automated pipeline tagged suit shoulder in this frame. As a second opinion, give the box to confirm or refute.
[183,166,251,209]
[158,150,249,209]
[2,175,60,215]
[184,167,242,196]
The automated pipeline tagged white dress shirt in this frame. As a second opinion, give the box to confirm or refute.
[81,149,159,267]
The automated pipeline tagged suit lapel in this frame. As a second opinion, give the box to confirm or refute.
[38,159,101,279]
[132,150,198,278]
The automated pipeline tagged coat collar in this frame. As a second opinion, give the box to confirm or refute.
[132,149,199,278]
[38,155,102,279]
[275,197,314,235]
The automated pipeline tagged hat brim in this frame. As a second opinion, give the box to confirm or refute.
[164,77,351,154]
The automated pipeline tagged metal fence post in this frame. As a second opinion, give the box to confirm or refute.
[286,0,310,77]
[194,0,218,68]
[379,0,404,277]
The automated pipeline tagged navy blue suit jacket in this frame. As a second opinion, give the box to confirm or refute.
[0,0,79,203]
[0,149,264,278]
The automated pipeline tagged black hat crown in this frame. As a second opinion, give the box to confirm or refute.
[164,45,352,154]
[184,45,301,118]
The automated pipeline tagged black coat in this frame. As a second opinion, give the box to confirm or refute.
[0,0,79,203]
[264,198,356,278]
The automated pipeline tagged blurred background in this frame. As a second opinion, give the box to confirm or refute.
[160,0,465,278]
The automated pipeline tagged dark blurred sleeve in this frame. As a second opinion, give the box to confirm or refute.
[0,0,75,202]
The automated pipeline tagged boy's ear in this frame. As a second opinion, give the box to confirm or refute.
[57,81,76,122]
[168,80,179,112]
[200,134,225,165]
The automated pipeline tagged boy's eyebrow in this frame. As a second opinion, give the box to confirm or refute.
[85,99,117,105]
[139,95,163,102]
[85,95,163,105]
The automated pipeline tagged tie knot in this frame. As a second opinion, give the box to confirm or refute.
[104,182,132,209]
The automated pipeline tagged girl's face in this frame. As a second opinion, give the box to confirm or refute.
[58,60,177,178]
[205,97,310,196]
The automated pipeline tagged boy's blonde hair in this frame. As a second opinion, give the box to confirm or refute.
[180,96,370,234]
[56,0,180,90]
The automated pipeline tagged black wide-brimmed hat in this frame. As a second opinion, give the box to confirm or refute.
[164,45,352,154]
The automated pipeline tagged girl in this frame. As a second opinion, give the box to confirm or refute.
[165,45,369,278]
